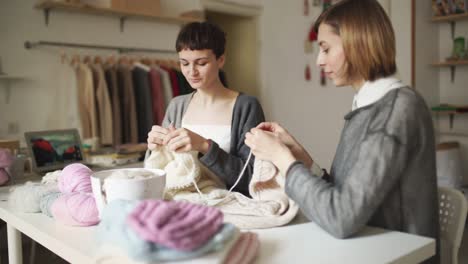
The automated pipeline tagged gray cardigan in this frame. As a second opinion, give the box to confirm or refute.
[285,87,439,263]
[162,92,265,195]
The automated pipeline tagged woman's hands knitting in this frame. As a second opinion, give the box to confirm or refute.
[245,122,314,173]
[147,124,175,150]
[245,126,296,174]
[148,124,210,154]
[164,128,210,154]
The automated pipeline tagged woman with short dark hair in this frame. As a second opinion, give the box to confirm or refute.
[147,22,265,196]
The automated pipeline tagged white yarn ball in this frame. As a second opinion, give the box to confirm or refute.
[9,182,59,213]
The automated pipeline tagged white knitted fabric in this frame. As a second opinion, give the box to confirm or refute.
[144,147,201,190]
[144,147,298,229]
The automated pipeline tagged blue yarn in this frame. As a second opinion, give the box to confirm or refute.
[96,200,237,262]
[39,191,63,217]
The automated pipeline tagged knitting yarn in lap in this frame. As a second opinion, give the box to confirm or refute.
[127,200,223,251]
[39,190,63,217]
[58,163,93,193]
[51,192,99,226]
[9,182,59,212]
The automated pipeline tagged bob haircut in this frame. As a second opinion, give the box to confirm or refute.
[313,0,397,82]
[175,22,226,58]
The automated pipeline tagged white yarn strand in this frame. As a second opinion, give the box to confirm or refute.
[186,150,253,206]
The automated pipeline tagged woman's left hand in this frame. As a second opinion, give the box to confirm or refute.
[164,128,210,154]
[245,128,297,173]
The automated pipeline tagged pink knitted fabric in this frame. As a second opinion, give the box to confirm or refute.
[127,200,224,251]
[224,232,259,264]
[50,193,100,226]
[58,163,93,193]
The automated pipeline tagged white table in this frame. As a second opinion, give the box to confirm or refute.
[0,185,436,264]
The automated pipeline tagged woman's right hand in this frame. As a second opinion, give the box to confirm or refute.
[257,122,313,168]
[257,122,297,148]
[147,124,175,150]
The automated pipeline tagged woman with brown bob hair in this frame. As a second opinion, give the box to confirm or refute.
[245,0,439,262]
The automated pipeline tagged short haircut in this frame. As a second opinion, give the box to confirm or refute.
[175,22,226,58]
[313,0,397,82]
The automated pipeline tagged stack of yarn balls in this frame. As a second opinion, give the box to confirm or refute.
[52,163,100,226]
[9,163,99,226]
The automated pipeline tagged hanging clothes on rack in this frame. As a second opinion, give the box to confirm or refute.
[149,67,165,126]
[153,65,174,108]
[132,62,154,143]
[90,64,113,146]
[116,64,139,144]
[103,64,123,146]
[75,62,99,141]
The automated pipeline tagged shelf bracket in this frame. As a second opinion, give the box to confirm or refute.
[450,65,455,83]
[449,113,454,129]
[450,21,455,39]
[43,8,50,26]
[119,17,126,33]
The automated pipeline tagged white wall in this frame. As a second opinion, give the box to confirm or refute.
[0,0,181,145]
[259,1,354,169]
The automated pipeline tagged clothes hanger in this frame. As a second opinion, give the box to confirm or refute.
[83,55,91,64]
[105,55,116,66]
[118,55,129,65]
[93,55,102,64]
[70,54,80,67]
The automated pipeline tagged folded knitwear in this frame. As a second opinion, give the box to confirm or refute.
[145,146,298,229]
[127,199,223,251]
[224,232,259,264]
[96,200,239,263]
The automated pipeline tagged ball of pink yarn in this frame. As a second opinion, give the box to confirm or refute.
[58,163,93,193]
[0,149,14,168]
[50,192,99,226]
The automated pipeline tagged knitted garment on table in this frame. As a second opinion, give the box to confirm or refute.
[96,200,239,263]
[145,147,298,229]
[145,147,201,190]
[126,200,223,251]
[225,232,259,264]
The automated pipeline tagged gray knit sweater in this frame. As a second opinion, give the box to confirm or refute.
[162,92,265,195]
[285,87,439,263]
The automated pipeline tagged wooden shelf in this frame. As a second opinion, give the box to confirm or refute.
[432,12,468,22]
[431,60,468,67]
[431,60,468,82]
[35,1,203,31]
[437,130,468,137]
[0,75,25,80]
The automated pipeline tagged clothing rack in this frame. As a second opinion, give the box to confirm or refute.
[24,40,176,54]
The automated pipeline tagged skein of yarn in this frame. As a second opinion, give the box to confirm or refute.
[51,192,100,226]
[58,163,93,193]
[39,191,63,217]
[9,182,59,212]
